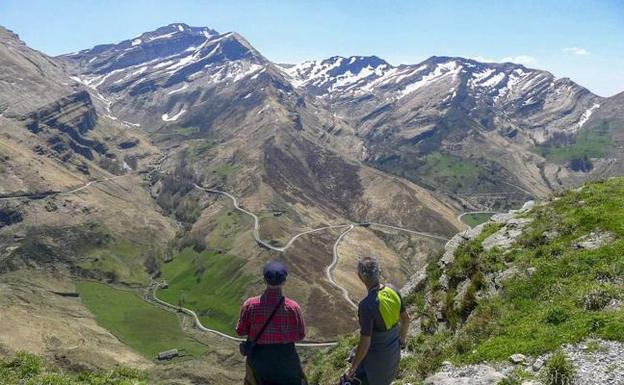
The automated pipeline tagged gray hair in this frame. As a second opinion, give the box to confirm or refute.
[357,256,381,282]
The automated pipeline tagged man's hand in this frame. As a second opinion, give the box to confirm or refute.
[344,366,356,380]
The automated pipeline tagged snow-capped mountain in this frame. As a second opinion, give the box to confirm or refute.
[55,23,623,209]
[59,23,288,131]
[287,55,600,145]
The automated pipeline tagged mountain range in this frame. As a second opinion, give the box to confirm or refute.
[0,22,622,384]
[56,23,624,210]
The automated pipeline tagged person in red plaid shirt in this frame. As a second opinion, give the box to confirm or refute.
[236,260,307,385]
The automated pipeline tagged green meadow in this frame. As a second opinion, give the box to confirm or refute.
[461,212,495,227]
[77,281,206,359]
[158,247,253,334]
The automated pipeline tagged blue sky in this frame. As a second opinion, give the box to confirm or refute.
[1,0,623,96]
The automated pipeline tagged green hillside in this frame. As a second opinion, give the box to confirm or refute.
[308,177,624,384]
[0,352,146,385]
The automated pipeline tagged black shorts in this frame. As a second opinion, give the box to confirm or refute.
[248,343,306,385]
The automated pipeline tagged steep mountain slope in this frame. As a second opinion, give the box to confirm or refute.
[0,26,182,377]
[284,56,613,209]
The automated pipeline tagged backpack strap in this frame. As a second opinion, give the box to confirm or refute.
[252,296,285,343]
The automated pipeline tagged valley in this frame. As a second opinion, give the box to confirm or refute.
[0,19,623,385]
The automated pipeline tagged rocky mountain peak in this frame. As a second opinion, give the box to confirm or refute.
[0,26,22,44]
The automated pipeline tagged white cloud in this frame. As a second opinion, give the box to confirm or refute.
[472,56,496,63]
[563,47,590,55]
[470,55,537,65]
[500,55,537,65]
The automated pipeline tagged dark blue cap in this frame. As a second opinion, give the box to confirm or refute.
[263,260,288,285]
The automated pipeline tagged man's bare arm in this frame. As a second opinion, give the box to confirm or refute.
[400,311,410,347]
[347,335,372,378]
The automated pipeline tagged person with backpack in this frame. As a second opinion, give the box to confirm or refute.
[236,260,307,385]
[343,256,410,385]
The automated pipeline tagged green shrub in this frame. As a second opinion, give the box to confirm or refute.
[5,352,43,379]
[459,273,484,321]
[25,373,73,385]
[520,228,548,248]
[0,352,147,385]
[543,351,576,385]
[448,241,483,285]
[544,307,570,325]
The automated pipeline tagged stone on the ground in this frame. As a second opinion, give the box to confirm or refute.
[574,231,615,250]
[605,299,622,311]
[424,364,506,385]
[509,353,526,364]
[494,266,521,287]
[440,223,487,267]
[482,217,532,251]
[531,357,545,371]
[400,268,427,297]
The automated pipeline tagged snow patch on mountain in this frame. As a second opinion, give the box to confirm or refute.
[283,56,392,92]
[398,61,462,99]
[480,72,505,88]
[149,31,178,41]
[162,109,186,122]
[330,64,389,91]
[471,68,495,84]
[578,103,600,128]
[167,83,189,95]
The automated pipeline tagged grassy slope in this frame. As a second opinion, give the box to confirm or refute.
[76,281,206,359]
[79,241,150,285]
[0,352,146,385]
[158,247,253,334]
[308,177,624,384]
[536,121,613,163]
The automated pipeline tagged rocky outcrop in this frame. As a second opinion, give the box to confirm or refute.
[573,231,615,250]
[439,201,536,269]
[25,91,107,161]
[482,217,532,251]
[423,340,624,385]
[424,363,506,385]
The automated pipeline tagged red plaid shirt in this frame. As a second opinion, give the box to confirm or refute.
[236,288,305,344]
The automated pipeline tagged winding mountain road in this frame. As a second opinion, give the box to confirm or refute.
[327,225,358,310]
[194,184,451,314]
[1,174,452,348]
[146,280,339,347]
[0,173,134,201]
[194,184,355,251]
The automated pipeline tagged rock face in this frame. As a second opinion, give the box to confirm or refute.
[482,217,533,251]
[0,27,75,116]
